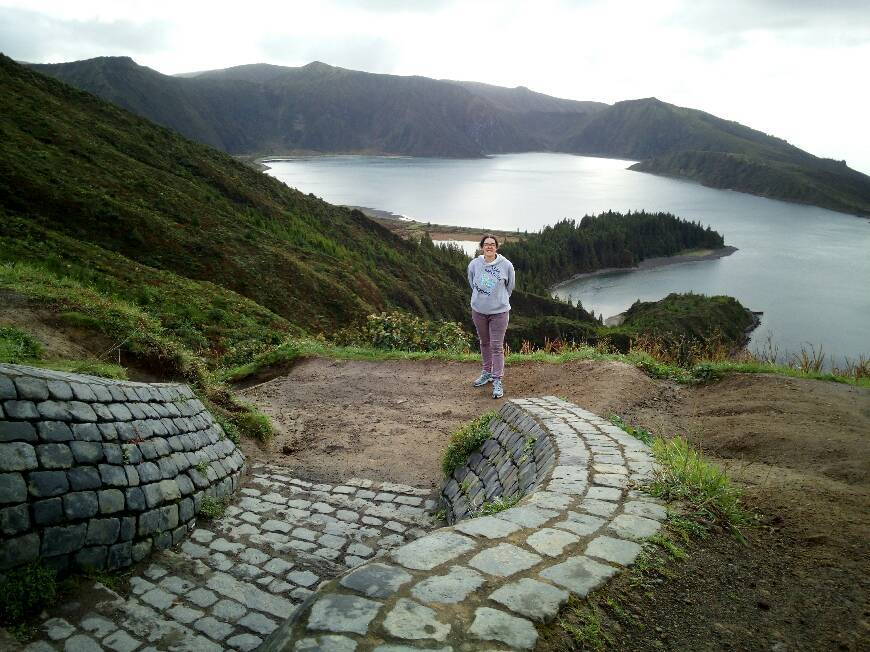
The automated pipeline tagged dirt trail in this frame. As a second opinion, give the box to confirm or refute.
[240,357,870,650]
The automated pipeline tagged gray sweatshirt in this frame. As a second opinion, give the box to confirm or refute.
[467,253,516,314]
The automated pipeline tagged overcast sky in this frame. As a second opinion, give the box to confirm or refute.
[2,0,869,174]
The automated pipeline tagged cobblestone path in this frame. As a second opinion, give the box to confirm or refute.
[14,466,439,651]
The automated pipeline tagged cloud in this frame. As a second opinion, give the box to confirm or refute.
[0,7,169,63]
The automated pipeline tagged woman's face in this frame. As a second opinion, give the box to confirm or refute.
[482,238,498,255]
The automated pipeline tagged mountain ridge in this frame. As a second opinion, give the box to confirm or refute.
[25,56,870,216]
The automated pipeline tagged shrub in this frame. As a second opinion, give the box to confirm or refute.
[442,411,497,476]
[333,312,472,353]
[199,495,227,519]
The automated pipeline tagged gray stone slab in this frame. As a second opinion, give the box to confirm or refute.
[585,535,643,566]
[167,604,204,624]
[585,486,622,501]
[554,512,605,536]
[62,634,102,651]
[391,531,476,571]
[609,513,662,539]
[525,527,580,557]
[294,635,358,652]
[579,498,619,517]
[414,567,483,607]
[383,598,450,641]
[340,562,412,598]
[238,611,278,636]
[468,543,542,577]
[206,571,295,618]
[102,629,141,652]
[493,504,558,528]
[623,500,668,521]
[469,606,538,650]
[0,472,27,504]
[0,419,37,442]
[307,593,382,635]
[489,577,570,622]
[539,555,617,596]
[193,616,234,641]
[0,442,38,471]
[454,515,521,539]
[227,633,263,652]
[186,588,218,608]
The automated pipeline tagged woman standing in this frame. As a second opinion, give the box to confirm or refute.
[467,234,515,399]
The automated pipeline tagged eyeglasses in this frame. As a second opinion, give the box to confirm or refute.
[482,242,497,247]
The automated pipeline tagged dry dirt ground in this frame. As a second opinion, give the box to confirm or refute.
[240,358,870,651]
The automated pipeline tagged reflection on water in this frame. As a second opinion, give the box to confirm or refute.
[265,154,870,363]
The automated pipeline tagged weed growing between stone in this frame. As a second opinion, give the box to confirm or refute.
[441,411,498,477]
[475,495,520,516]
[198,495,228,520]
[558,596,611,651]
[607,415,653,446]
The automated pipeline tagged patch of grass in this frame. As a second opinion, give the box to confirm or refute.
[233,403,273,442]
[0,325,42,363]
[214,414,241,446]
[603,597,640,628]
[333,311,472,353]
[199,495,228,519]
[441,411,497,477]
[667,514,711,542]
[608,414,653,446]
[649,533,688,560]
[84,568,131,592]
[559,596,611,651]
[648,437,751,540]
[0,561,58,626]
[475,494,520,516]
[194,461,210,474]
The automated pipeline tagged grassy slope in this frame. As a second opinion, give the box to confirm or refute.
[0,54,475,338]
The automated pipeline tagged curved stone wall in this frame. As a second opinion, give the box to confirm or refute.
[263,397,665,651]
[0,363,245,573]
[440,403,556,523]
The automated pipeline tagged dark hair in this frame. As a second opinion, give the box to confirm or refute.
[479,234,499,248]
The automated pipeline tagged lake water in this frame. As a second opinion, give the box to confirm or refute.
[264,153,870,365]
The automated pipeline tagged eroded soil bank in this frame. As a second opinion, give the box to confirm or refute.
[240,358,869,651]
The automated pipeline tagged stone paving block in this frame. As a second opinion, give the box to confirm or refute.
[318,533,347,550]
[264,557,295,575]
[239,611,278,636]
[623,500,668,521]
[141,587,175,610]
[61,634,103,651]
[494,504,558,528]
[469,606,538,650]
[194,615,234,641]
[340,562,412,598]
[294,635,358,652]
[167,604,204,624]
[207,571,295,618]
[239,547,270,565]
[539,555,617,597]
[454,515,521,539]
[579,498,619,517]
[489,577,570,622]
[585,485,621,502]
[212,598,247,622]
[392,531,476,571]
[80,614,117,638]
[227,633,263,651]
[526,527,580,557]
[186,588,219,608]
[410,565,485,604]
[383,597,450,641]
[314,547,341,561]
[43,617,76,640]
[525,490,573,510]
[609,513,662,539]
[554,512,605,536]
[307,593,382,635]
[468,543,542,577]
[159,575,196,595]
[586,535,643,566]
[102,629,141,652]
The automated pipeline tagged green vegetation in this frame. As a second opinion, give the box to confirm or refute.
[609,416,750,539]
[0,561,58,627]
[559,597,611,651]
[333,311,472,353]
[198,495,228,519]
[475,495,520,516]
[648,437,750,539]
[500,211,725,294]
[0,325,42,363]
[441,411,497,477]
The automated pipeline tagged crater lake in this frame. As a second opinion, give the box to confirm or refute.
[264,153,870,365]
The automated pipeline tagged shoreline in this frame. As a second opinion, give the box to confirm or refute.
[551,245,738,291]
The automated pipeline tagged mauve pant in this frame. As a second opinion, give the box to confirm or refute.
[472,309,510,379]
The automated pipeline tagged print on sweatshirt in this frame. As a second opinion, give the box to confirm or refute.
[475,264,502,295]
